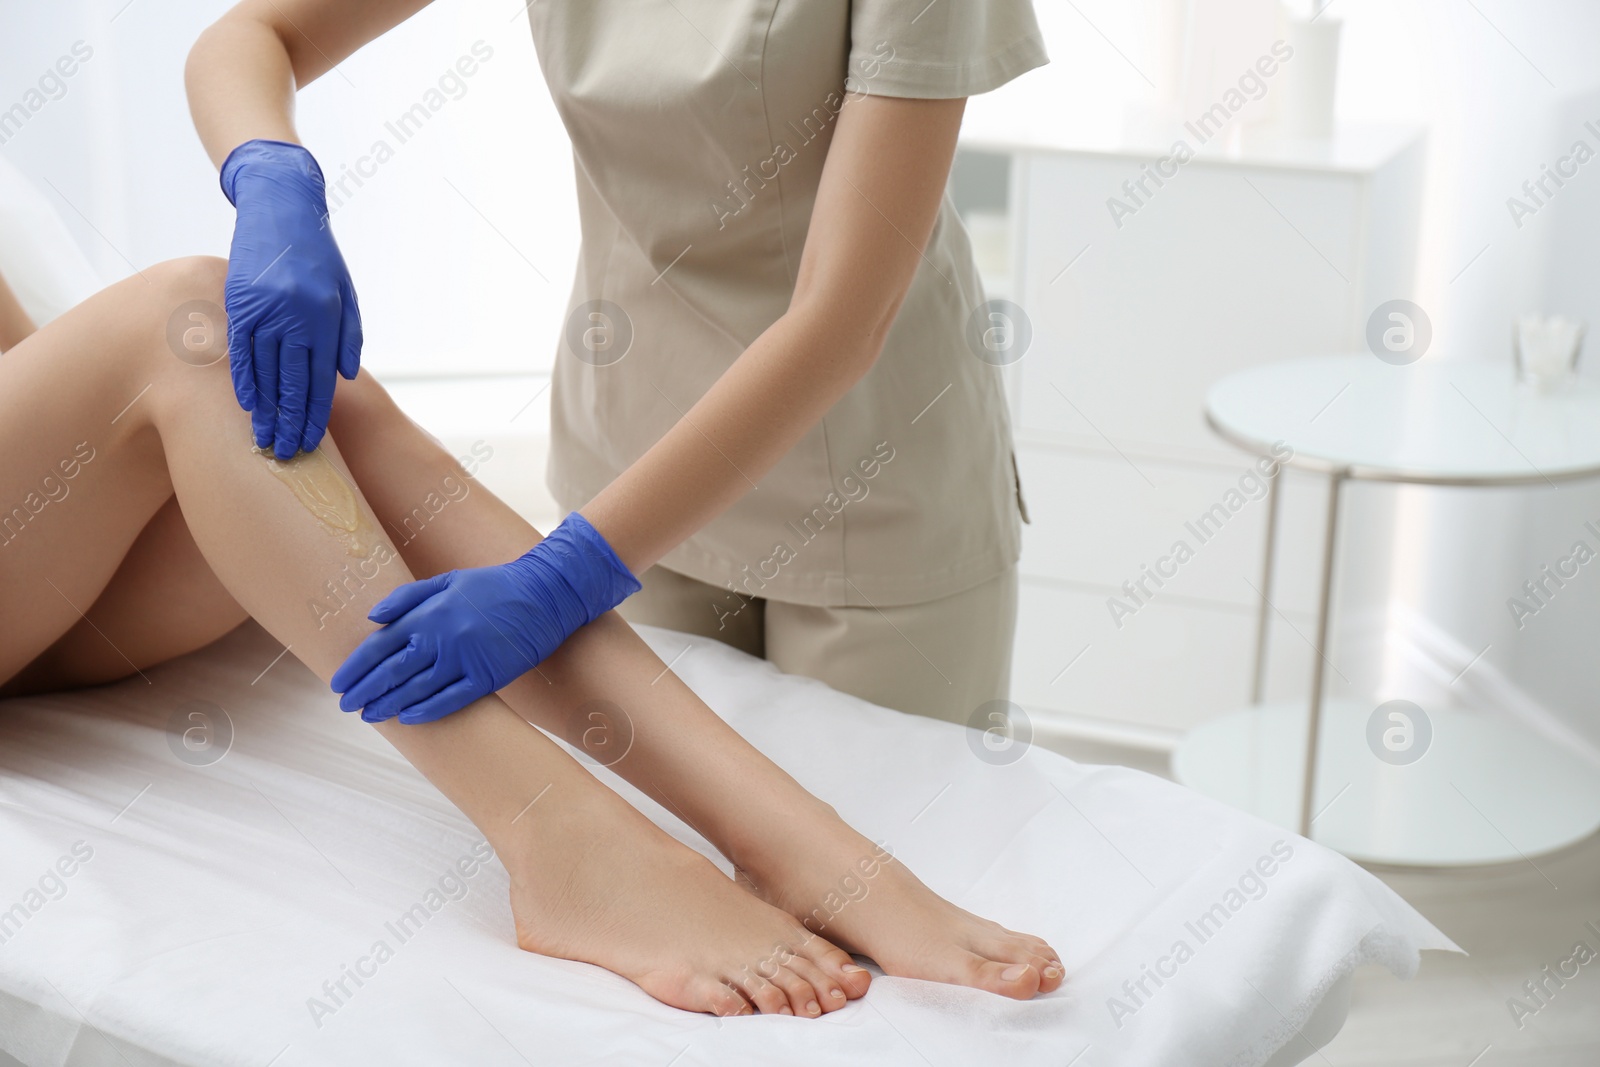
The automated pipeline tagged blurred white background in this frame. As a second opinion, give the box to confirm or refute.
[6,0,1600,371]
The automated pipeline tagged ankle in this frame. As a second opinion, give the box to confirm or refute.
[498,791,680,894]
[489,790,600,886]
[718,795,850,872]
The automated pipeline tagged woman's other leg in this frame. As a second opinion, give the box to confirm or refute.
[0,258,857,1017]
[325,380,1059,998]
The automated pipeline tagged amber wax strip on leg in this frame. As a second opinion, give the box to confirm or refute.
[253,446,382,558]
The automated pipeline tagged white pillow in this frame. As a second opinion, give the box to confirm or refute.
[0,155,105,326]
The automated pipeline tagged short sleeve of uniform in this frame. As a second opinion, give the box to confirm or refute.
[846,0,1048,99]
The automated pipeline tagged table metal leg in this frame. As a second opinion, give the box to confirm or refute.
[1299,469,1347,839]
[1250,467,1283,705]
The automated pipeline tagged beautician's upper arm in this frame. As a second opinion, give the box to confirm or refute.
[788,94,966,364]
[211,0,437,88]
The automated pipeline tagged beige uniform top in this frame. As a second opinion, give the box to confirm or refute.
[528,1,1046,608]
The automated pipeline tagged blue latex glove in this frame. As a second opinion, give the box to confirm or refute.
[220,139,362,459]
[331,513,641,724]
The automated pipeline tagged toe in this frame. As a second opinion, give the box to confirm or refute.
[823,954,871,999]
[695,978,754,1017]
[1024,953,1062,992]
[1018,937,1064,990]
[986,942,1060,992]
[770,965,825,1018]
[968,953,1043,1000]
[838,960,872,998]
[784,956,849,1014]
[979,935,1062,992]
[799,934,871,1000]
[1025,936,1063,973]
[735,973,792,1016]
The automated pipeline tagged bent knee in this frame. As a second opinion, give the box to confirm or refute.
[141,256,230,371]
[148,255,228,312]
[329,369,404,434]
[138,257,241,426]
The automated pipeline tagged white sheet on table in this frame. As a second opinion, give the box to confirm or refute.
[0,623,1456,1067]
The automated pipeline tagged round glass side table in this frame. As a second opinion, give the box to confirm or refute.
[1173,355,1600,865]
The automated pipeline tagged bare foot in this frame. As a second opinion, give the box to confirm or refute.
[733,801,1063,1001]
[503,792,872,1017]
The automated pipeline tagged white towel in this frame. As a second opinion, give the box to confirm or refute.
[0,622,1456,1067]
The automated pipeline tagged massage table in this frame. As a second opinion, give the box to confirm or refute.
[0,622,1455,1066]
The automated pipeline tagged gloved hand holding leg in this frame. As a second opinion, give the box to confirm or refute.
[221,138,362,458]
[331,512,642,724]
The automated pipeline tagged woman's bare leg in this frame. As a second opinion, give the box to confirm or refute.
[0,258,864,1017]
[0,497,248,698]
[327,376,1064,999]
[0,262,247,701]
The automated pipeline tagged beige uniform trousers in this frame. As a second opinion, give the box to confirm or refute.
[619,565,1017,726]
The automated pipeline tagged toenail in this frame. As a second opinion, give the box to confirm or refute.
[830,989,846,1000]
[780,1006,793,1015]
[807,1001,820,1014]
[842,964,864,974]
[1000,964,1031,982]
[1043,966,1062,980]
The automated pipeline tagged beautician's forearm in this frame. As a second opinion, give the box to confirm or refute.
[580,94,961,574]
[187,0,433,168]
[580,309,883,574]
[186,17,301,167]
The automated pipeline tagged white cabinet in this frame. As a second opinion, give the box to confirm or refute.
[952,126,1427,743]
